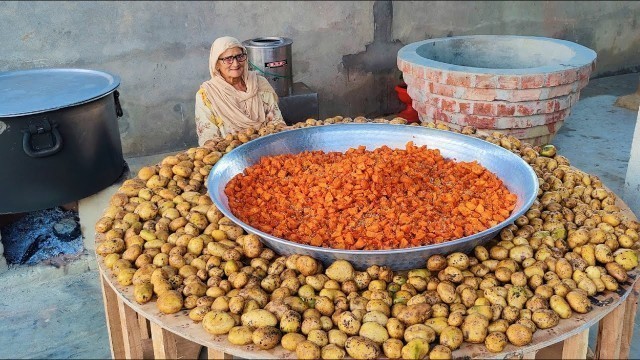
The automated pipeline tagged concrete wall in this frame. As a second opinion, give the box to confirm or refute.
[1,1,639,157]
[393,1,640,77]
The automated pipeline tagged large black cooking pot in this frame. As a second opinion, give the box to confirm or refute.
[0,68,125,214]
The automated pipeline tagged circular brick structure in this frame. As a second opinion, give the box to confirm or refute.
[398,35,597,145]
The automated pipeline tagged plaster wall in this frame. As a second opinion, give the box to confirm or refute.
[393,1,640,77]
[0,1,375,155]
[1,1,638,156]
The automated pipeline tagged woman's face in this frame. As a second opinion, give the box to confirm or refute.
[217,47,246,81]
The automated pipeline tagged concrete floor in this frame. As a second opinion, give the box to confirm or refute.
[0,73,638,359]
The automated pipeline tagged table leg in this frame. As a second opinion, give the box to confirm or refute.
[561,329,589,359]
[620,279,640,359]
[596,300,626,359]
[138,314,154,358]
[150,322,202,359]
[117,296,145,359]
[99,273,126,359]
[208,347,233,359]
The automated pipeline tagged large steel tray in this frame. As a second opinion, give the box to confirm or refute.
[207,124,538,270]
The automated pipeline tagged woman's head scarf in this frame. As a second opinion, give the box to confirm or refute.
[201,36,270,135]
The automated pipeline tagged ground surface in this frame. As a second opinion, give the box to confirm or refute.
[0,73,637,359]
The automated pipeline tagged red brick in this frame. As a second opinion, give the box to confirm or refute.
[562,70,578,84]
[407,87,420,103]
[496,104,516,116]
[446,72,472,87]
[440,98,458,112]
[459,102,472,114]
[516,104,535,116]
[433,83,456,98]
[426,69,443,83]
[412,65,426,79]
[497,76,520,89]
[544,72,564,87]
[545,83,574,98]
[521,74,545,89]
[398,60,409,72]
[464,88,497,101]
[473,102,496,116]
[413,101,427,114]
[463,115,496,128]
[474,74,497,89]
[505,88,543,102]
[577,65,591,81]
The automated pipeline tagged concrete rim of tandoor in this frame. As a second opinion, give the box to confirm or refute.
[398,35,597,75]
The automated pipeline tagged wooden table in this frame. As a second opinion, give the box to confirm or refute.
[97,192,640,359]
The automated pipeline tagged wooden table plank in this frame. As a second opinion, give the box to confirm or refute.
[620,277,640,359]
[151,321,203,359]
[596,300,626,359]
[208,347,233,359]
[562,329,589,359]
[99,274,126,359]
[117,297,145,359]
[137,315,154,359]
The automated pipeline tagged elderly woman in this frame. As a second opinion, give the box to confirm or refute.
[195,36,286,146]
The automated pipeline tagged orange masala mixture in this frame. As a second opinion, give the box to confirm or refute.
[224,142,517,250]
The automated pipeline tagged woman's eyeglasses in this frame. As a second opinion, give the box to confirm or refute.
[218,53,247,65]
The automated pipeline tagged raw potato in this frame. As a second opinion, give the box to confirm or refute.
[532,309,559,329]
[202,311,235,335]
[228,326,253,345]
[241,309,278,328]
[296,255,319,276]
[322,344,346,359]
[252,326,281,350]
[281,333,306,352]
[97,238,125,256]
[425,317,449,336]
[404,323,436,343]
[280,309,302,333]
[359,321,389,344]
[462,313,489,344]
[401,338,430,360]
[156,290,183,314]
[614,249,639,271]
[242,234,263,258]
[396,303,432,325]
[345,336,382,360]
[439,326,464,350]
[337,311,361,335]
[382,338,403,359]
[326,260,355,282]
[606,262,629,283]
[117,268,136,286]
[296,340,321,360]
[485,331,508,353]
[566,291,592,314]
[188,306,210,322]
[133,283,154,304]
[549,295,572,319]
[307,329,329,347]
[429,345,453,359]
[506,324,533,346]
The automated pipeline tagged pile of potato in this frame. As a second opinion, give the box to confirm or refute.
[95,116,640,359]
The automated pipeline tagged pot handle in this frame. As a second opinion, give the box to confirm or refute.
[114,90,123,117]
[22,119,63,158]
